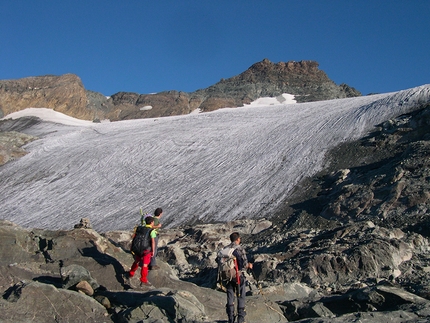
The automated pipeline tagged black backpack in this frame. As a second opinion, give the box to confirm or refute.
[131,226,153,256]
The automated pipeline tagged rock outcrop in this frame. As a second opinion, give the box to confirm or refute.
[192,59,361,112]
[103,59,361,120]
[0,59,361,122]
[0,116,40,166]
[0,74,96,120]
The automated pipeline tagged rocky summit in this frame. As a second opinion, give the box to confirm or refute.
[0,102,430,322]
[0,59,360,122]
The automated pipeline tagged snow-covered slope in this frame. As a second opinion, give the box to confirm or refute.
[1,85,430,232]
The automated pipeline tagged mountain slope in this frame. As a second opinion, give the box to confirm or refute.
[0,59,360,121]
[0,85,429,232]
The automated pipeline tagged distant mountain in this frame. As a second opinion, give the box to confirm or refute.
[0,59,361,121]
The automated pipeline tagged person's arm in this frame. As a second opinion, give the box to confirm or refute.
[234,247,252,270]
[151,238,155,257]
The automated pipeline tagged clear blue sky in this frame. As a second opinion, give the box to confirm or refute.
[1,1,429,96]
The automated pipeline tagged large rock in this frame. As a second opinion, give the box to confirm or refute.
[115,289,208,323]
[279,283,430,322]
[1,281,108,323]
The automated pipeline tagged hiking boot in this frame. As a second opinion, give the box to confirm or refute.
[149,265,160,270]
[138,281,152,289]
[140,281,151,286]
[237,307,246,323]
[226,304,235,323]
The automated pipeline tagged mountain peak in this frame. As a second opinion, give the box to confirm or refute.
[0,59,361,121]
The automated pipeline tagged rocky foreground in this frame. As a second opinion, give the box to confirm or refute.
[1,216,430,323]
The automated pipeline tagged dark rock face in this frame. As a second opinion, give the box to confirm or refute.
[192,59,361,112]
[278,103,430,234]
[104,59,361,120]
[0,59,361,122]
[106,90,193,121]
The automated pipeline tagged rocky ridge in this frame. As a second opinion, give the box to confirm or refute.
[0,74,94,120]
[0,104,429,322]
[0,59,360,122]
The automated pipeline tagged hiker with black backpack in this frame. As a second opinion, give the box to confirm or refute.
[127,216,156,287]
[217,232,253,323]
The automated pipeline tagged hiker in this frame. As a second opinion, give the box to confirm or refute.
[149,207,162,270]
[224,232,253,323]
[128,216,156,286]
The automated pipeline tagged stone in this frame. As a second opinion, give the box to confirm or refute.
[76,280,94,296]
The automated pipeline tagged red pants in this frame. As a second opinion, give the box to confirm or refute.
[129,250,152,283]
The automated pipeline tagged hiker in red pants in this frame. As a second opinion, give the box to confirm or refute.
[128,216,156,286]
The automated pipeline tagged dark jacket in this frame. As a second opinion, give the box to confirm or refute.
[230,243,248,272]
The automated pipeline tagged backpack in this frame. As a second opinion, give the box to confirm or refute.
[131,226,153,256]
[217,246,238,283]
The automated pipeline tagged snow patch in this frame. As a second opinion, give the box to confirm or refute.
[244,93,296,107]
[1,108,93,126]
[139,106,153,111]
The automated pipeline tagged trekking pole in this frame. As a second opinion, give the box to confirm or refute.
[248,267,263,292]
[234,258,241,297]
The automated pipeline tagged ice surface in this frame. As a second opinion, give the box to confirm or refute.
[1,85,429,232]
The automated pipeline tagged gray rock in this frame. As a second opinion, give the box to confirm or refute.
[2,281,107,323]
[60,264,99,290]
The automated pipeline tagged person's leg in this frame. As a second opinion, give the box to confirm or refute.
[226,282,236,323]
[150,236,159,267]
[237,276,247,323]
[140,251,152,283]
[129,255,141,277]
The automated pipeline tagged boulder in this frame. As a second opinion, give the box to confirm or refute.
[60,264,99,290]
[1,281,107,323]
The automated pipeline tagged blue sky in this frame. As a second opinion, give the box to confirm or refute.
[1,1,429,96]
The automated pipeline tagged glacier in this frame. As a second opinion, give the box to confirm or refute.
[1,85,430,232]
